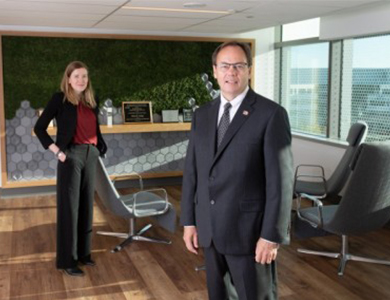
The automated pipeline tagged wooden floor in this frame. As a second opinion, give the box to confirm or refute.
[1,185,390,300]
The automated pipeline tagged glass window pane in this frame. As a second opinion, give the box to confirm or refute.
[281,43,329,136]
[282,18,320,42]
[341,35,390,142]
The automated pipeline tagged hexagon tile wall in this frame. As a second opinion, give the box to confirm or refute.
[5,101,189,182]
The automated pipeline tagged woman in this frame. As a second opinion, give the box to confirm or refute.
[34,61,107,277]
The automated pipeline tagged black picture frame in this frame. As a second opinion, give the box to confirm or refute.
[122,101,153,124]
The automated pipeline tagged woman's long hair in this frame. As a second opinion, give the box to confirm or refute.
[60,61,96,108]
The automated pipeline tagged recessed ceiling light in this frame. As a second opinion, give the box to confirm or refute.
[122,6,233,14]
[183,2,206,9]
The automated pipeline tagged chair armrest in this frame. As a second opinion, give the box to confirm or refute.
[296,193,324,227]
[295,164,326,178]
[295,174,326,181]
[133,188,169,217]
[111,172,144,190]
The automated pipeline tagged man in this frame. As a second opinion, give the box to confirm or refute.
[181,41,293,300]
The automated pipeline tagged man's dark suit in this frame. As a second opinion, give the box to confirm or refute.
[181,89,293,299]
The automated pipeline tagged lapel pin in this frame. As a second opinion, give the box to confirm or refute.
[243,110,249,116]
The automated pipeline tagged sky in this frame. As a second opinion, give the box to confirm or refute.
[353,36,390,68]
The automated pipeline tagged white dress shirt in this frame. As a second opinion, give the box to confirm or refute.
[217,86,249,126]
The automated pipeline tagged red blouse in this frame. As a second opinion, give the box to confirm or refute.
[72,103,98,146]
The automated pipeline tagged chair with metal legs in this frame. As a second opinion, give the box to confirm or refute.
[94,157,176,252]
[295,141,390,275]
[294,122,367,201]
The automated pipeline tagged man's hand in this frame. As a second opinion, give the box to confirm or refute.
[183,226,199,255]
[255,238,279,264]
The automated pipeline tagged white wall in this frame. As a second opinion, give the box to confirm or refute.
[237,27,277,98]
[320,1,390,40]
[292,137,345,179]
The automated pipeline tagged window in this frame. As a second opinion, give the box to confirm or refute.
[278,20,390,142]
[281,43,329,136]
[282,18,320,42]
[340,35,390,141]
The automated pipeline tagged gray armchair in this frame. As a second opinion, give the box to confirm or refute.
[294,122,367,200]
[295,141,390,275]
[94,157,176,252]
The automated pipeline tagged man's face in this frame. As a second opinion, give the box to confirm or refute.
[213,46,251,101]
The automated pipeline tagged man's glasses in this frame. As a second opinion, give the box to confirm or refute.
[216,62,248,72]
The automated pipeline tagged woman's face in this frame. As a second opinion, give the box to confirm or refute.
[68,67,88,94]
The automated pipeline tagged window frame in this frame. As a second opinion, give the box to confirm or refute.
[275,32,335,139]
[278,21,390,143]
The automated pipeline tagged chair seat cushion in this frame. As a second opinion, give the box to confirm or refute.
[121,192,168,217]
[299,205,338,227]
[293,212,330,239]
[295,180,326,196]
[294,205,338,239]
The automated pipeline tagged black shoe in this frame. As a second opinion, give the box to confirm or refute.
[61,267,85,277]
[79,258,96,267]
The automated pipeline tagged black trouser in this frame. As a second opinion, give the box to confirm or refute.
[56,144,100,269]
[204,242,278,300]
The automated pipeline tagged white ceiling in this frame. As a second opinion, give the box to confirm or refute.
[0,0,384,36]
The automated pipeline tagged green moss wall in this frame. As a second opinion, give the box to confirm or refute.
[2,36,220,118]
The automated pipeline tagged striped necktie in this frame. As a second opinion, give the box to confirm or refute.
[217,102,232,147]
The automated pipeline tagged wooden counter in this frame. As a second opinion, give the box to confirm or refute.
[35,122,191,136]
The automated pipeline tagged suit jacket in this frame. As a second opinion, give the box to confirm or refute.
[34,92,107,156]
[181,89,293,255]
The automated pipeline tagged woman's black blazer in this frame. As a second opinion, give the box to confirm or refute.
[34,92,107,156]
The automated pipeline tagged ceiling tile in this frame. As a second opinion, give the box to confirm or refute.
[0,16,96,27]
[0,0,382,35]
[103,15,208,25]
[0,1,118,14]
[95,21,186,31]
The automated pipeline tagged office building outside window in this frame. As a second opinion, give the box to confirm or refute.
[341,34,390,141]
[281,43,329,137]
